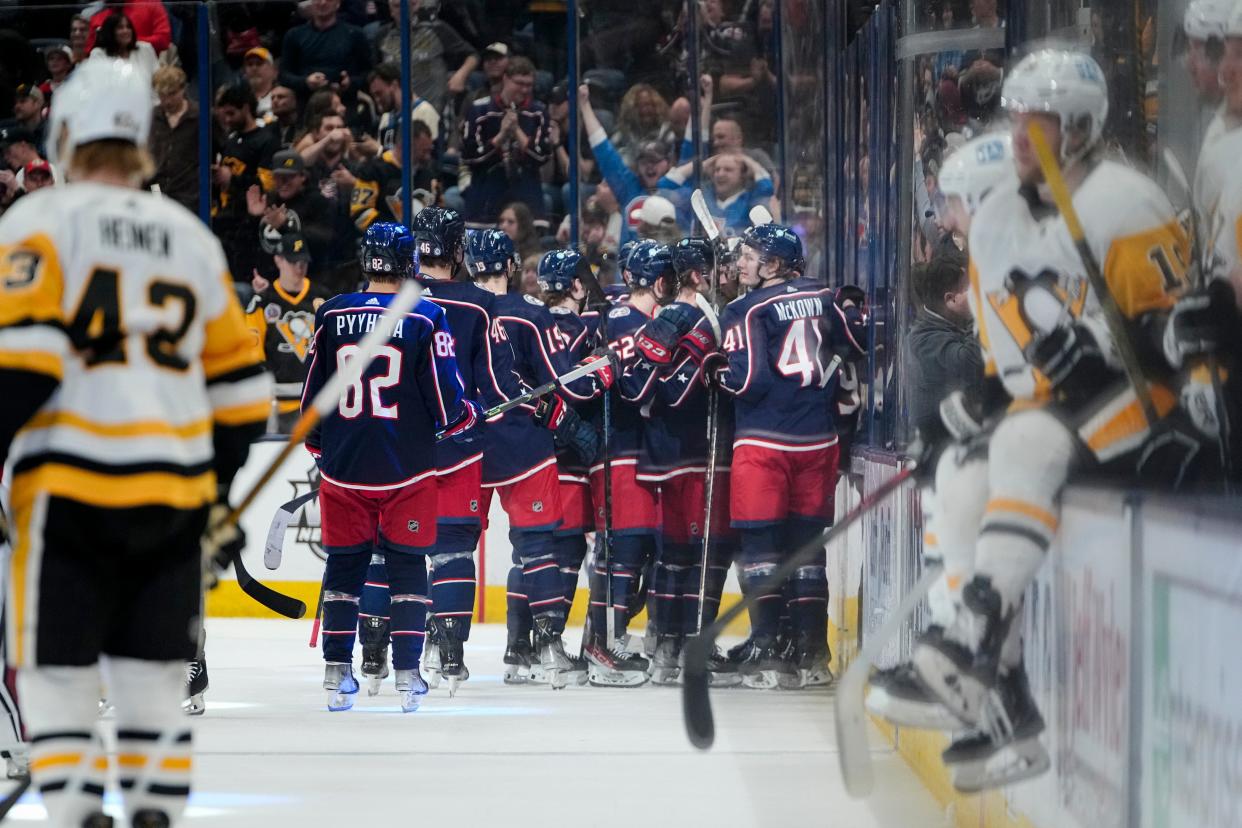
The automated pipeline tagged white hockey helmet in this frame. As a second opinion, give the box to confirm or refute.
[938,132,1014,217]
[1185,0,1233,40]
[1001,49,1109,161]
[46,58,152,169]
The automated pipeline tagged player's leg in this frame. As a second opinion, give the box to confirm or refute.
[358,552,391,695]
[428,462,484,689]
[10,494,120,824]
[649,474,698,684]
[0,594,29,780]
[503,548,535,684]
[376,477,437,710]
[318,481,379,711]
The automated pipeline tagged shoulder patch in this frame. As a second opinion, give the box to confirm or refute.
[264,303,282,322]
[549,306,570,315]
[523,293,544,307]
[608,306,630,319]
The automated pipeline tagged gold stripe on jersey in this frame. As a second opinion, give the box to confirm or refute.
[0,348,63,378]
[23,411,212,440]
[213,397,272,426]
[11,463,216,512]
[1080,382,1177,458]
[967,260,998,378]
[1101,220,1188,314]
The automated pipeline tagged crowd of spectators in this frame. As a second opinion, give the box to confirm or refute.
[0,0,786,301]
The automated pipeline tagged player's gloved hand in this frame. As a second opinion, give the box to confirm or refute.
[635,304,698,365]
[700,351,728,388]
[1026,318,1108,396]
[1163,280,1238,368]
[585,348,616,391]
[535,394,600,464]
[442,399,482,445]
[830,285,869,361]
[1181,365,1227,438]
[938,389,986,442]
[679,326,717,367]
[201,494,244,590]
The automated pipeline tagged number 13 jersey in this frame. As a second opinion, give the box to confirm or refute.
[0,182,271,511]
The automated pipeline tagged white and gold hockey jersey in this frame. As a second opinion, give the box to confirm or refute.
[967,159,1186,459]
[1208,144,1242,282]
[0,182,271,513]
[1192,110,1242,256]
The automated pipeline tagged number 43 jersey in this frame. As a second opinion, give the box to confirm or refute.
[717,277,840,451]
[302,291,470,489]
[0,182,271,511]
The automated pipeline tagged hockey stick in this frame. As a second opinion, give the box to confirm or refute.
[682,466,915,749]
[1028,123,1158,425]
[212,280,424,619]
[748,204,773,226]
[836,561,943,798]
[308,575,325,648]
[0,774,31,820]
[433,352,614,440]
[263,488,319,570]
[1160,149,1233,484]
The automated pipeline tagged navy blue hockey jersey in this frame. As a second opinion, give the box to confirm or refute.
[302,291,469,488]
[418,277,522,471]
[718,277,839,450]
[594,302,657,462]
[483,292,597,485]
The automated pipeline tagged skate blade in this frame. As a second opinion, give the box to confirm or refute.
[400,692,422,713]
[547,668,567,690]
[366,676,384,697]
[649,667,680,686]
[447,675,461,697]
[950,738,1050,793]
[865,688,965,731]
[708,672,743,688]
[912,645,987,726]
[742,669,780,690]
[425,670,442,690]
[327,691,355,712]
[182,694,206,716]
[586,666,649,688]
[503,666,530,685]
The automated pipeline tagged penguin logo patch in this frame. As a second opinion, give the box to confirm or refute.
[408,520,420,533]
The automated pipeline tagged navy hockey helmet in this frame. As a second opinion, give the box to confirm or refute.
[617,240,639,275]
[672,237,714,276]
[538,248,582,293]
[741,222,804,274]
[626,241,675,289]
[466,228,516,277]
[412,206,466,262]
[359,221,417,278]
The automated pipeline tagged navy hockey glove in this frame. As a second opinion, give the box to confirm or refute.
[831,285,869,361]
[636,304,698,365]
[679,326,718,367]
[534,394,600,464]
[700,351,728,388]
[442,399,482,445]
[1163,280,1239,368]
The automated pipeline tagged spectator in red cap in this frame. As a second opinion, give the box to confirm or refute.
[85,0,171,56]
[21,160,55,193]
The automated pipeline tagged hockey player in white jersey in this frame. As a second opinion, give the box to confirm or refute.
[1186,0,1242,253]
[913,49,1193,792]
[0,59,271,826]
[866,132,1013,731]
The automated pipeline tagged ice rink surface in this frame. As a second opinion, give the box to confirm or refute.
[8,619,945,827]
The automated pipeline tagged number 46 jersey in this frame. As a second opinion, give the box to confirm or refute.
[302,291,470,489]
[717,277,841,450]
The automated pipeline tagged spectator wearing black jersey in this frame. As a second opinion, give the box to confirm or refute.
[279,0,373,98]
[214,83,280,281]
[460,56,551,224]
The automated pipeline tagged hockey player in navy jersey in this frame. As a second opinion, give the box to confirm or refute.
[696,223,843,689]
[582,241,670,686]
[412,207,522,694]
[303,222,480,713]
[467,231,606,688]
[629,238,740,686]
[537,250,604,656]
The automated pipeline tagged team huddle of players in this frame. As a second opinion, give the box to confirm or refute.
[864,19,1242,794]
[305,203,870,712]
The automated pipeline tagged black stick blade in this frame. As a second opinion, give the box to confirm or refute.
[233,553,308,619]
[681,633,716,749]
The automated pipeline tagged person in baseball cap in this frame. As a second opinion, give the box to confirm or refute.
[21,159,56,193]
[12,84,48,150]
[244,47,278,117]
[42,46,76,100]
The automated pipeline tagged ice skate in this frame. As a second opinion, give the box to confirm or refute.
[565,650,590,686]
[584,635,650,687]
[395,669,429,713]
[438,617,470,697]
[534,617,574,690]
[503,631,534,685]
[779,634,833,690]
[736,635,784,690]
[913,577,1011,726]
[647,635,682,685]
[692,642,743,688]
[867,662,966,730]
[423,616,443,689]
[943,666,1049,792]
[360,616,391,696]
[183,657,208,716]
[324,663,359,712]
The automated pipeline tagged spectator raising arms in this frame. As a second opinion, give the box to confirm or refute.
[660,152,772,235]
[85,0,171,55]
[280,0,373,97]
[150,66,200,213]
[461,56,551,224]
[88,12,159,86]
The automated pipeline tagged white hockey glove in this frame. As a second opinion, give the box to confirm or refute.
[938,389,986,443]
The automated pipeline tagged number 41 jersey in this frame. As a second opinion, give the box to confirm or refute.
[717,277,839,450]
[302,291,470,489]
[0,182,271,511]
